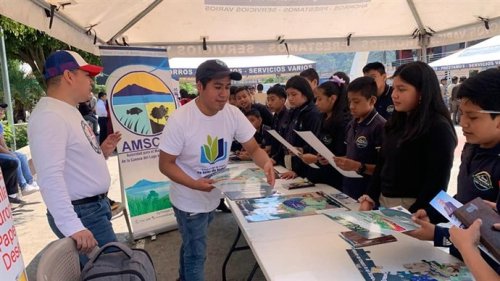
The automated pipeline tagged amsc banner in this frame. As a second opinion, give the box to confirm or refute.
[100,46,179,239]
[0,170,28,281]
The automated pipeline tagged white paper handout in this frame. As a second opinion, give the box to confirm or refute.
[294,130,362,178]
[209,167,275,200]
[266,130,319,169]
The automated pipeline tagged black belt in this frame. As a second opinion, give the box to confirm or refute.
[71,193,107,205]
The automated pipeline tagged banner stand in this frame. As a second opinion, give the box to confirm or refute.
[100,46,179,240]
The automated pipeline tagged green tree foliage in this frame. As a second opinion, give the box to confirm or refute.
[2,122,28,148]
[0,59,44,121]
[0,16,100,88]
[180,81,196,95]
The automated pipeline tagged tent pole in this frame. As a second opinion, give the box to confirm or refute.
[0,27,16,150]
[421,39,428,63]
[406,0,429,62]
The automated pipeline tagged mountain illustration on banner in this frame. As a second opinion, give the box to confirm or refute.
[110,71,177,136]
[125,179,172,217]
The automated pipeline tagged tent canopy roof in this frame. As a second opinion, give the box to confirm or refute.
[429,36,500,70]
[169,55,316,78]
[2,0,500,57]
[170,55,314,69]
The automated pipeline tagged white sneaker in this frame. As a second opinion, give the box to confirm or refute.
[21,183,40,196]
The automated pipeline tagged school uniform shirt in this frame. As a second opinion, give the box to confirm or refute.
[283,101,322,178]
[427,143,499,224]
[434,184,500,274]
[159,100,255,213]
[269,108,289,166]
[374,84,394,120]
[455,143,500,204]
[284,101,322,150]
[367,115,457,213]
[307,113,350,189]
[343,110,386,199]
[255,124,272,148]
[28,97,110,237]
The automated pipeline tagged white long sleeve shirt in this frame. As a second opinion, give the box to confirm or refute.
[96,99,108,117]
[28,97,111,237]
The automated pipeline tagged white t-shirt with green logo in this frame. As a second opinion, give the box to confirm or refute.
[159,99,255,213]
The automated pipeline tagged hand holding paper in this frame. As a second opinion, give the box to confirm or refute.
[333,156,361,172]
[294,130,361,178]
[406,209,436,241]
[266,130,319,169]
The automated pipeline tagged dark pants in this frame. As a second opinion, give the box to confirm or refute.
[98,116,108,145]
[0,156,19,195]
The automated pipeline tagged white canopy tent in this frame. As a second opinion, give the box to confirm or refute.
[2,0,500,58]
[169,55,315,78]
[429,35,500,71]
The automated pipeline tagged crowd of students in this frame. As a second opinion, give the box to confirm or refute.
[27,49,498,281]
[211,62,499,280]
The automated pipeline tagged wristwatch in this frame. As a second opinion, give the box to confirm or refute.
[356,162,366,175]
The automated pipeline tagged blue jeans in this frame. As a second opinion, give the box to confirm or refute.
[13,152,33,188]
[47,197,116,266]
[173,205,214,281]
[0,152,33,188]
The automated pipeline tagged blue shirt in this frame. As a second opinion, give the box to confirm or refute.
[343,109,386,199]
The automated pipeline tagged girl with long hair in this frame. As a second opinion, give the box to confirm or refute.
[301,76,351,188]
[359,61,457,213]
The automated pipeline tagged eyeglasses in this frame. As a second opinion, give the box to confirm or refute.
[477,110,500,114]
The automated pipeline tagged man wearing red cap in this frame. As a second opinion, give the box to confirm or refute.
[28,50,121,264]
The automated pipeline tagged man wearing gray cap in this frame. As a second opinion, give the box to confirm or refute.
[159,59,275,281]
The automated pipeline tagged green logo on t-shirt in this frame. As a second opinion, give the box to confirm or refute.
[200,135,227,164]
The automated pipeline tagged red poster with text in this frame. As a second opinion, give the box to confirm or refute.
[0,169,27,280]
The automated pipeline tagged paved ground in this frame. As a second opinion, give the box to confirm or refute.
[14,126,464,281]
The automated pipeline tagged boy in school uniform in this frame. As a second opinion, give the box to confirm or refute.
[266,84,289,166]
[236,109,272,160]
[408,68,500,274]
[362,62,394,120]
[333,76,386,199]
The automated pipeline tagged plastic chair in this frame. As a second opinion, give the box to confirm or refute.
[36,237,81,281]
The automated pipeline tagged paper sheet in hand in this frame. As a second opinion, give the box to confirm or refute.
[266,129,319,169]
[294,130,361,178]
[209,167,275,200]
[430,190,463,227]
